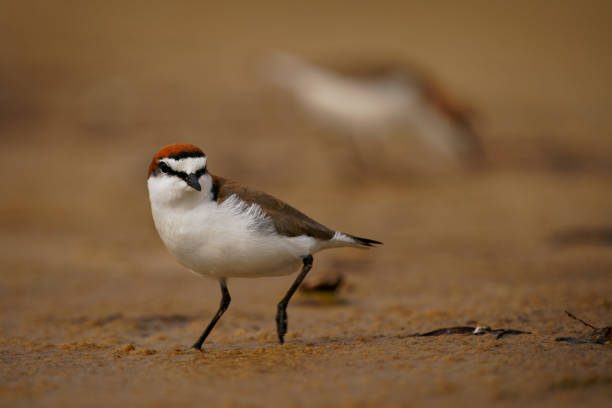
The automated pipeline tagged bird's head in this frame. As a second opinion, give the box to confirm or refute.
[147,144,212,204]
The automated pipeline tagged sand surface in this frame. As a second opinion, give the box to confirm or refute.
[1,2,611,407]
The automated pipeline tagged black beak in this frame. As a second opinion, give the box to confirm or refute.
[185,173,202,191]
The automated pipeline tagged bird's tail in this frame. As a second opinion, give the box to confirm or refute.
[348,235,383,247]
[328,232,382,249]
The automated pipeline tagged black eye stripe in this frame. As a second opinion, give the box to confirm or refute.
[158,162,180,176]
[157,162,207,178]
[159,162,171,173]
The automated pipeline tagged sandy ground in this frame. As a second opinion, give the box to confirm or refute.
[1,2,611,407]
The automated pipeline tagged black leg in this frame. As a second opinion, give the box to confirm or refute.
[276,255,313,344]
[192,278,231,350]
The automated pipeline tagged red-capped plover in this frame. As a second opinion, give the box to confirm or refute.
[147,143,381,350]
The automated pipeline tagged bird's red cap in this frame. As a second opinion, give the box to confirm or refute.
[147,143,205,178]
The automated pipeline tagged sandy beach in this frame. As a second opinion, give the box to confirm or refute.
[1,2,611,406]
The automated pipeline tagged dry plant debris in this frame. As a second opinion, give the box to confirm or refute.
[403,325,530,340]
[555,311,611,345]
[549,227,612,247]
[300,272,344,293]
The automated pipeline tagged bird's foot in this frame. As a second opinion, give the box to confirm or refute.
[190,342,204,352]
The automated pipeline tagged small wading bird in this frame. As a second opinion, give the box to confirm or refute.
[261,53,483,166]
[147,144,381,350]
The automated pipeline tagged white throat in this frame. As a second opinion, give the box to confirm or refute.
[148,173,213,207]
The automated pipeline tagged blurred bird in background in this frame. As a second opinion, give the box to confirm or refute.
[260,52,484,175]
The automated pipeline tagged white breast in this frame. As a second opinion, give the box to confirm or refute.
[148,178,318,278]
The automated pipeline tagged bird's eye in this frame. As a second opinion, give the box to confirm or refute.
[195,167,207,177]
[159,162,170,173]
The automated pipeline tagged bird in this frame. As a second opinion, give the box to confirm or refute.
[261,52,483,166]
[146,143,381,350]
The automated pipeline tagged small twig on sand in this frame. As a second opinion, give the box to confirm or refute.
[494,329,529,339]
[564,310,598,330]
[402,326,530,339]
[411,326,475,336]
[556,311,611,345]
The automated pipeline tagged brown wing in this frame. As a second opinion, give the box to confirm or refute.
[211,175,335,241]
